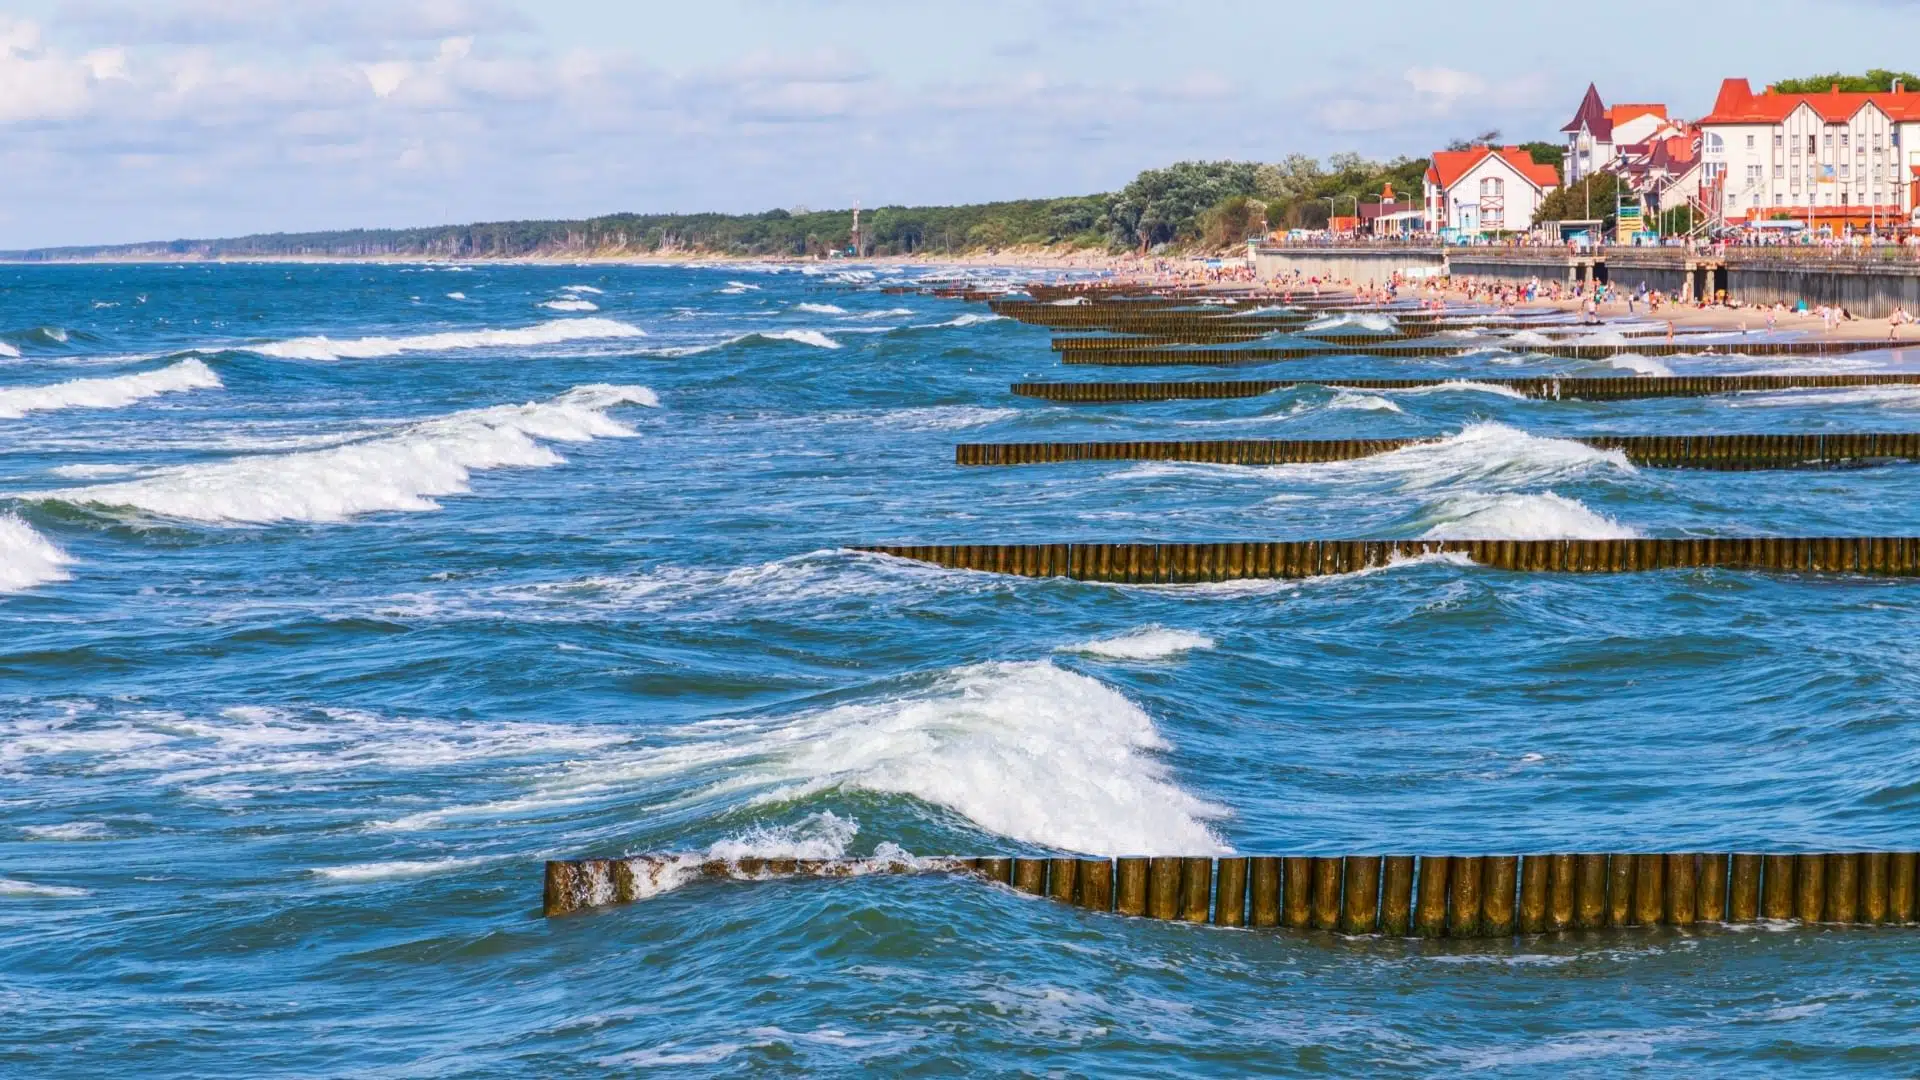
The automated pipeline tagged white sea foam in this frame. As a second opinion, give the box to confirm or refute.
[1288,422,1633,491]
[0,878,90,898]
[539,299,599,312]
[1059,628,1215,660]
[0,705,634,798]
[868,406,1019,431]
[0,512,75,593]
[0,343,20,358]
[1506,330,1553,347]
[1304,313,1396,333]
[732,661,1230,855]
[446,291,467,301]
[718,281,762,295]
[0,359,221,419]
[19,822,109,840]
[913,313,1004,329]
[1381,380,1530,401]
[1328,391,1403,413]
[1049,297,1088,306]
[1605,354,1673,377]
[794,302,848,315]
[1419,491,1639,540]
[31,383,658,524]
[247,318,646,361]
[562,285,604,295]
[311,856,497,881]
[846,308,916,320]
[704,811,864,861]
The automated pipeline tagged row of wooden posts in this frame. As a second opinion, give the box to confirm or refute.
[954,433,1920,470]
[543,853,1920,935]
[857,537,1920,580]
[1011,373,1920,403]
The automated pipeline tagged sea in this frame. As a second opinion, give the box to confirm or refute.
[3,262,1920,1076]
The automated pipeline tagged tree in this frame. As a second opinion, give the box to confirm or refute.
[1199,196,1268,248]
[1772,70,1920,94]
[1106,161,1261,248]
[1516,141,1565,172]
[1534,172,1622,228]
[1446,130,1501,151]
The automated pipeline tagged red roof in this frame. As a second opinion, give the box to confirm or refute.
[1425,146,1560,192]
[1701,77,1920,124]
[1607,103,1668,128]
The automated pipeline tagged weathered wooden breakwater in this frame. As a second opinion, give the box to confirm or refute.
[1051,339,1898,366]
[856,538,1920,581]
[1049,324,1667,349]
[1012,373,1920,403]
[955,433,1920,470]
[544,853,1920,936]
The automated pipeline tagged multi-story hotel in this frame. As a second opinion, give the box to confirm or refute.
[1699,78,1920,231]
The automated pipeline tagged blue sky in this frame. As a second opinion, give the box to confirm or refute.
[2,0,1916,247]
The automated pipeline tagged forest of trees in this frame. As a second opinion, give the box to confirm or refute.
[10,151,1440,261]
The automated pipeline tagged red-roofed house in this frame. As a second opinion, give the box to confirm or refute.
[1699,77,1920,230]
[1422,146,1560,238]
[1563,85,1677,184]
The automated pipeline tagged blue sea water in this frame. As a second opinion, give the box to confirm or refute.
[4,262,1920,1076]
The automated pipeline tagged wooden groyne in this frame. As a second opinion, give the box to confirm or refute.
[1051,340,1896,365]
[855,538,1920,580]
[1011,373,1920,403]
[544,853,1920,936]
[955,433,1920,470]
[1049,324,1669,349]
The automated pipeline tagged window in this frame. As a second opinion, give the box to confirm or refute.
[1746,133,1756,149]
[1707,133,1725,154]
[1774,131,1785,149]
[1874,134,1885,149]
[1841,132,1850,150]
[1774,164,1785,178]
[1480,177,1504,197]
[1841,192,1850,206]
[1807,133,1818,153]
[1840,163,1850,178]
[1775,193,1785,206]
[1824,132,1835,151]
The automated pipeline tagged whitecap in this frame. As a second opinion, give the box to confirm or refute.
[912,313,1005,329]
[446,292,467,301]
[1418,491,1639,540]
[1304,313,1397,333]
[650,329,839,356]
[794,302,848,315]
[1058,628,1215,660]
[246,318,645,361]
[0,343,19,358]
[0,359,221,419]
[19,822,109,840]
[1605,354,1673,377]
[562,285,604,295]
[538,299,599,312]
[846,308,916,320]
[0,878,90,898]
[311,856,497,881]
[0,512,75,593]
[29,384,659,524]
[1288,422,1633,490]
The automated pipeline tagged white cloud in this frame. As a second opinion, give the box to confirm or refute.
[0,18,97,124]
[362,60,409,98]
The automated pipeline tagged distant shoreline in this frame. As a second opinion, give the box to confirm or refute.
[0,248,1139,271]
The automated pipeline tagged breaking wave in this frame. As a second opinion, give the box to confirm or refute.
[651,330,841,356]
[794,303,848,315]
[1417,492,1640,540]
[1304,313,1397,333]
[30,384,658,524]
[0,512,75,593]
[0,359,221,419]
[1290,422,1634,490]
[245,318,645,361]
[0,343,19,358]
[1058,628,1215,660]
[539,299,599,313]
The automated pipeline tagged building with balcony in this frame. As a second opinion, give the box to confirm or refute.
[1422,145,1560,239]
[1562,84,1678,185]
[1699,77,1920,232]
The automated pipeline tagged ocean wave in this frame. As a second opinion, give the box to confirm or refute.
[371,660,1230,855]
[846,308,916,320]
[0,359,222,419]
[19,822,110,840]
[1504,330,1553,347]
[0,343,19,358]
[736,661,1230,855]
[1604,354,1673,377]
[29,383,658,524]
[562,284,604,295]
[1328,390,1403,413]
[718,281,762,295]
[1380,380,1531,401]
[311,856,499,881]
[911,313,1005,329]
[446,292,467,301]
[649,329,840,356]
[1417,491,1639,540]
[0,512,75,593]
[245,318,645,361]
[794,302,848,315]
[1289,422,1634,491]
[0,878,90,898]
[1058,627,1215,660]
[539,299,599,313]
[1304,313,1397,333]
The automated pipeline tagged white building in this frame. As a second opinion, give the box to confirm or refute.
[1699,77,1920,232]
[1422,145,1561,238]
[1562,84,1676,185]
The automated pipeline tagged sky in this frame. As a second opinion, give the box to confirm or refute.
[2,0,1918,248]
